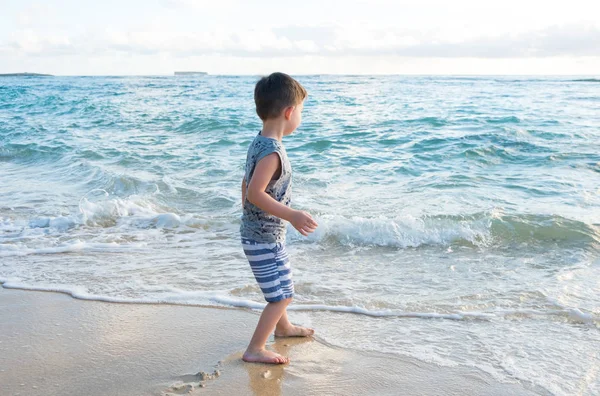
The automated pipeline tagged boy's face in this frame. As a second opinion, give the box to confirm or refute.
[283,101,304,136]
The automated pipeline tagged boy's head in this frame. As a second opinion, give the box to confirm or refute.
[254,72,307,134]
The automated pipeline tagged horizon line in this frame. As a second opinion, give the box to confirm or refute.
[1,73,599,77]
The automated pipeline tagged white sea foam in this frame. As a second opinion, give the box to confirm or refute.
[4,201,597,255]
[295,214,493,248]
[80,194,169,226]
[0,277,469,317]
[2,278,596,326]
[0,240,144,257]
[1,193,184,235]
[544,297,599,325]
[28,216,78,231]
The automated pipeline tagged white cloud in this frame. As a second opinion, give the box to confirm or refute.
[295,40,319,53]
[4,24,599,59]
[17,3,53,26]
[160,0,239,10]
[7,29,72,55]
[2,0,600,74]
[329,27,421,52]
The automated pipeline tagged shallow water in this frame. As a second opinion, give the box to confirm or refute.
[1,75,599,395]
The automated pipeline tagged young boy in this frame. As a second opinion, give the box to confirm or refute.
[240,72,318,364]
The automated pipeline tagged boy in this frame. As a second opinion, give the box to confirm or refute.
[240,72,318,364]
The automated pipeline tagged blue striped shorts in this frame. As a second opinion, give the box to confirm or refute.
[241,238,294,303]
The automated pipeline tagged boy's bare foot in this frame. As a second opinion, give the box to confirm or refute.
[242,349,289,364]
[274,325,315,338]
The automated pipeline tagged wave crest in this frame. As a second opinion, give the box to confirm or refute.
[295,213,599,249]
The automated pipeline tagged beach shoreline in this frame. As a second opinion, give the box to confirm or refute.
[0,287,544,396]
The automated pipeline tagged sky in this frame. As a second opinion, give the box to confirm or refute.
[1,0,600,75]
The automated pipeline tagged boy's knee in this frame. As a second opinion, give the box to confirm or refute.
[280,297,293,305]
[267,296,292,306]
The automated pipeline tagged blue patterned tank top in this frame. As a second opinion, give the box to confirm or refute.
[240,132,292,243]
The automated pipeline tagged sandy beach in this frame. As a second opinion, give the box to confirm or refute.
[0,287,545,396]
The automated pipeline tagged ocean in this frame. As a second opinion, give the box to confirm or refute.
[1,75,599,395]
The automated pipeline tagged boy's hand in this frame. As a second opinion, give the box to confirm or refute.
[290,210,318,236]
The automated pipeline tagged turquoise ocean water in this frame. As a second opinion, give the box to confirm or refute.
[1,75,599,394]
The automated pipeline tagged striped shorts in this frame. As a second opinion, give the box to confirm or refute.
[241,238,294,303]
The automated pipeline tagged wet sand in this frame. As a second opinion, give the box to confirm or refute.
[0,288,544,395]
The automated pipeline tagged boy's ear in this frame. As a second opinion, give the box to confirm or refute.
[284,106,295,120]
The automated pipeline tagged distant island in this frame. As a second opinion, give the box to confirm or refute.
[0,72,53,77]
[174,71,207,76]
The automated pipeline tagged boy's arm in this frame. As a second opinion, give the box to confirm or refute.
[247,153,318,236]
[242,177,246,204]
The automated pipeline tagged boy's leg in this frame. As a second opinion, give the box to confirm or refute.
[274,308,315,337]
[270,242,313,337]
[243,298,292,364]
[242,239,311,363]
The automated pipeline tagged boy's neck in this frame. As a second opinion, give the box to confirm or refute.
[261,119,287,141]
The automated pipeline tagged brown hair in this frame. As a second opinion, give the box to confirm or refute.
[254,72,307,121]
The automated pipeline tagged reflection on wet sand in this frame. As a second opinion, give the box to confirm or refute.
[244,336,315,396]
